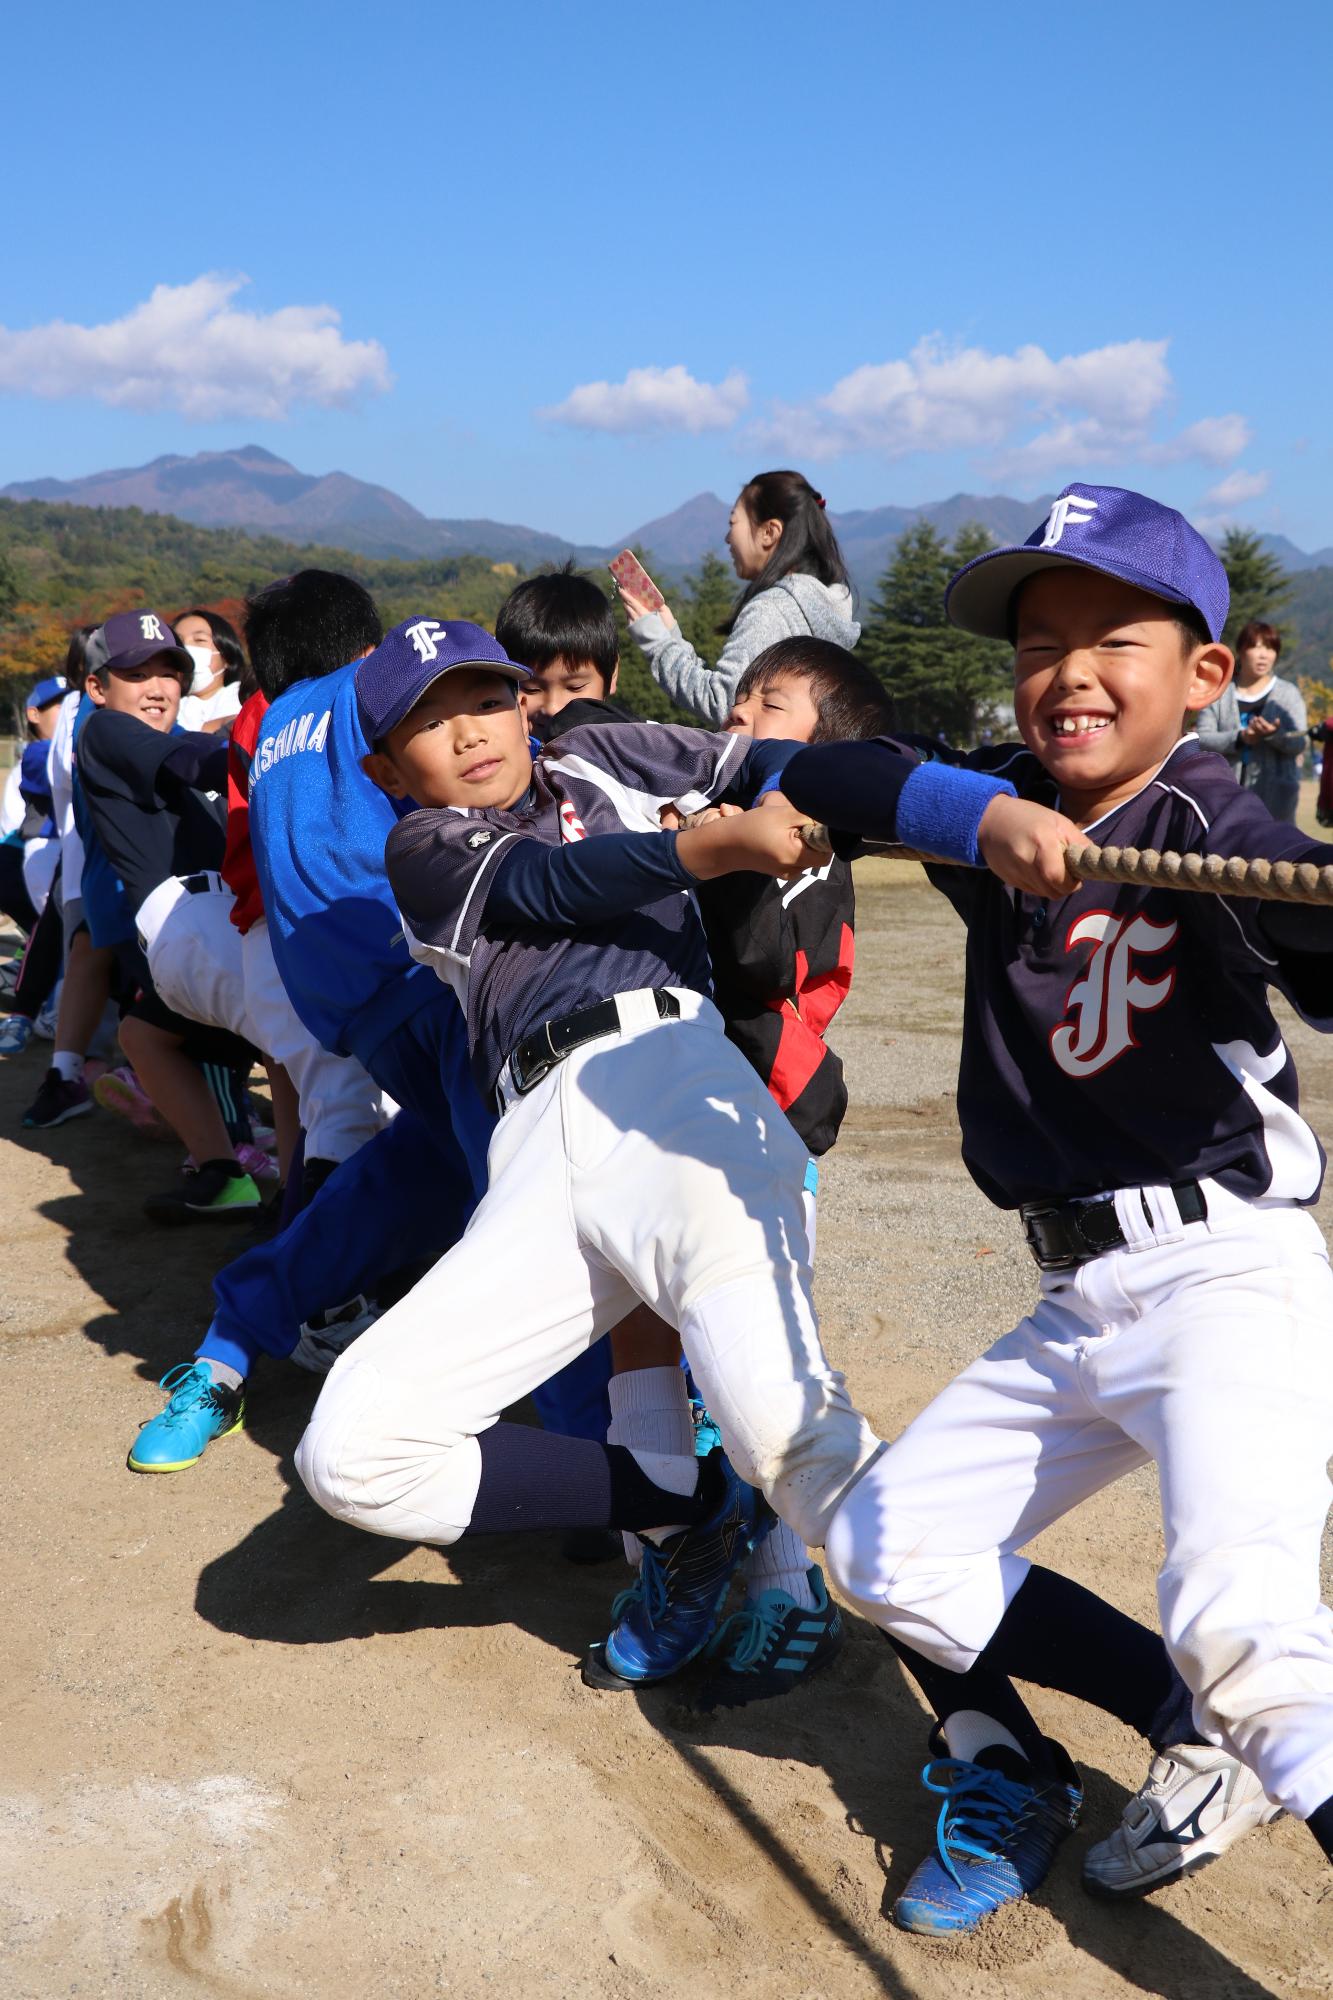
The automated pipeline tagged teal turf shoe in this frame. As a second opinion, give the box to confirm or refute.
[127,1363,245,1474]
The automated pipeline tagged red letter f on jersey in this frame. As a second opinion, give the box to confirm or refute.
[1050,910,1177,1078]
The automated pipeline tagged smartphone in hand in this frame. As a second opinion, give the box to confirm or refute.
[609,550,666,616]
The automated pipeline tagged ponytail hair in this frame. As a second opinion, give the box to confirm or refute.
[724,469,850,634]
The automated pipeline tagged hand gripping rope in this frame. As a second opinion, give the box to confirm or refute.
[797,825,1333,906]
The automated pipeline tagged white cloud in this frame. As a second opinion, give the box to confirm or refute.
[542,364,748,435]
[0,274,392,420]
[758,335,1248,481]
[1202,467,1271,507]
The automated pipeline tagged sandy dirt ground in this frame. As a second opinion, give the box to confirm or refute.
[2,864,1331,1999]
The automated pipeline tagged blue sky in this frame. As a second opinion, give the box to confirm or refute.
[5,1,1330,547]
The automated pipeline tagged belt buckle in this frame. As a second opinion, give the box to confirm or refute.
[1022,1204,1076,1272]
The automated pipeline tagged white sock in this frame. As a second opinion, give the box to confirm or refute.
[942,1710,1028,1765]
[607,1366,696,1550]
[53,1050,84,1083]
[743,1520,817,1608]
[199,1358,244,1391]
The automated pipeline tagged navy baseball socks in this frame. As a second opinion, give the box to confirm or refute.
[887,1565,1296,1927]
[128,1360,245,1473]
[582,1450,771,1689]
[587,1370,841,1702]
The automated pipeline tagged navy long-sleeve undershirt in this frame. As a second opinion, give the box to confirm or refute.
[487,829,695,931]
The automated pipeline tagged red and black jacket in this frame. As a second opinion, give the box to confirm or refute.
[696,862,854,1158]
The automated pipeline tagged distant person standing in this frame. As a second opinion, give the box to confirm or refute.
[1196,619,1306,822]
[616,470,859,725]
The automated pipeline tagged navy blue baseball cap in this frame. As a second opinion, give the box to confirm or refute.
[356,617,530,746]
[945,485,1230,643]
[26,674,68,709]
[99,609,193,676]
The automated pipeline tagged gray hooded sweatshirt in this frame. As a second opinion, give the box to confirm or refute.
[1194,673,1308,822]
[630,573,861,725]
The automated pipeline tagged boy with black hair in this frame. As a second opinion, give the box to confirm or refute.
[495,562,624,723]
[782,485,1333,1931]
[292,615,1078,1693]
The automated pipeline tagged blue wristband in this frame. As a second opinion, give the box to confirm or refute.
[896,762,1016,866]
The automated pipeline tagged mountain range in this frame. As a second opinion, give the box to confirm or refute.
[5,446,1331,592]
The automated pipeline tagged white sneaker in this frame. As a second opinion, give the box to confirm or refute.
[1083,1743,1282,1898]
[0,1014,33,1054]
[291,1294,380,1374]
[33,993,59,1040]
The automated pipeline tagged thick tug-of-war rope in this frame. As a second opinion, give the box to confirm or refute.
[797,825,1333,905]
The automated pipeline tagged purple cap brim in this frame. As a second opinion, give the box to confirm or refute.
[101,642,195,677]
[374,656,529,744]
[945,546,1198,642]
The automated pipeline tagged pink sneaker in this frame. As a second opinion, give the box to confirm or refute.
[235,1142,280,1184]
[93,1066,173,1140]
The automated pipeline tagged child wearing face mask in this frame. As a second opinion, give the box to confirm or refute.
[175,608,247,737]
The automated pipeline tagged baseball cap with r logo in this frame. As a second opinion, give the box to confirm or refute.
[99,610,193,677]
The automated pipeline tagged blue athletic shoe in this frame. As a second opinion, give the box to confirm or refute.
[892,1734,1082,1937]
[694,1565,843,1711]
[127,1363,245,1474]
[582,1452,769,1688]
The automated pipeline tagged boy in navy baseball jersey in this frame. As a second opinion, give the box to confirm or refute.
[782,486,1333,1931]
[294,618,1070,1678]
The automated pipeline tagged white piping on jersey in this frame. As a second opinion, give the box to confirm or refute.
[980,745,1032,777]
[402,913,472,1014]
[1076,737,1200,839]
[1211,1035,1322,1201]
[448,830,520,956]
[545,735,747,833]
[781,859,834,909]
[1149,777,1280,971]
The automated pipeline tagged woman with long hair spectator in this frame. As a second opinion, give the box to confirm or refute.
[617,469,859,724]
[1196,618,1307,823]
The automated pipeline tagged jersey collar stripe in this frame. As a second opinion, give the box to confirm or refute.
[1077,738,1202,839]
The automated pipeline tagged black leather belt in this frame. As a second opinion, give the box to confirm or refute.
[1020,1181,1208,1271]
[499,989,681,1110]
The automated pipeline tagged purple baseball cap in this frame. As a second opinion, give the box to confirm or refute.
[26,674,68,710]
[356,617,529,746]
[945,485,1230,643]
[99,610,193,676]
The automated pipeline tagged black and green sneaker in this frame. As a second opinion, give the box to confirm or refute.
[143,1159,262,1226]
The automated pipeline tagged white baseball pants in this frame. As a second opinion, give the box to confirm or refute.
[297,990,881,1551]
[136,878,385,1165]
[240,919,387,1164]
[824,1179,1333,1819]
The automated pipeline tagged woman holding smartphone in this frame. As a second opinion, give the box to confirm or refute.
[1195,619,1307,823]
[616,469,859,724]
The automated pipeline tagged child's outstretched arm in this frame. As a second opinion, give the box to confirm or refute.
[781,740,1084,897]
[390,802,818,946]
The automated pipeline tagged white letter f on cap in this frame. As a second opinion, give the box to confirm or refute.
[1041,493,1099,549]
[405,620,448,663]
